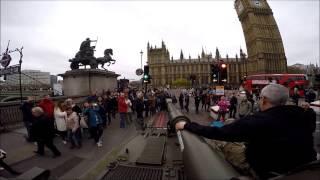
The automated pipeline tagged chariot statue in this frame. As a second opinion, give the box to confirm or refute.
[69,38,116,70]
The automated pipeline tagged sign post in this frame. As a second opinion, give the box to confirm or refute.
[0,40,24,102]
[215,86,225,96]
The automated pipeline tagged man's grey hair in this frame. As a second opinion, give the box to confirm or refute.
[260,84,289,106]
[137,91,143,99]
[32,107,44,117]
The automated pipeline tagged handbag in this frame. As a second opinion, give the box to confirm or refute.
[80,116,88,128]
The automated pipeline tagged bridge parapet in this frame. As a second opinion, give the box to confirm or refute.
[0,95,88,133]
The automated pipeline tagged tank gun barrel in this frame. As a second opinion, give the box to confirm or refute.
[166,98,239,180]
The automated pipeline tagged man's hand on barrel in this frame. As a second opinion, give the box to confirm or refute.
[175,121,187,130]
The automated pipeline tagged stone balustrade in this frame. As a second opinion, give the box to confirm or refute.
[0,95,88,133]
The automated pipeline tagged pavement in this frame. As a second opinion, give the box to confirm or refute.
[0,115,138,179]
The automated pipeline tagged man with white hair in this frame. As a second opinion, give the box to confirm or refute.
[31,107,61,158]
[176,84,317,179]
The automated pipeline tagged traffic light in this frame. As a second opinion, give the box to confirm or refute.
[220,63,227,84]
[143,65,151,83]
[315,74,320,82]
[211,64,219,83]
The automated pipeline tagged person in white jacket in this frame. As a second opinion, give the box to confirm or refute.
[54,101,67,144]
[125,95,133,125]
[66,107,81,149]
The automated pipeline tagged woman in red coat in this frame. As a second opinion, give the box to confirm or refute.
[118,92,128,128]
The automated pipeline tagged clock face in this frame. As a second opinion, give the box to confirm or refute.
[252,0,262,7]
[239,1,244,12]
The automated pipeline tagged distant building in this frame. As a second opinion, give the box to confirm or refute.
[50,75,58,87]
[147,41,250,87]
[118,78,129,91]
[5,70,50,86]
[129,80,142,89]
[290,63,307,71]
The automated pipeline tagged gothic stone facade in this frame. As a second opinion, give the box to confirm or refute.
[147,42,248,87]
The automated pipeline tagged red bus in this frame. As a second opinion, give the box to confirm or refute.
[242,74,309,97]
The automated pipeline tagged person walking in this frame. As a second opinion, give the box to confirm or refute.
[103,94,113,126]
[54,101,67,144]
[111,92,118,119]
[194,94,201,114]
[38,95,55,128]
[118,92,128,128]
[176,84,317,179]
[292,86,299,105]
[201,92,206,110]
[144,92,150,118]
[66,107,81,149]
[216,96,229,122]
[229,93,238,118]
[135,91,145,131]
[65,98,83,138]
[125,94,133,125]
[305,88,316,103]
[179,92,184,111]
[97,96,107,128]
[238,97,252,118]
[32,107,61,158]
[83,102,104,147]
[205,93,212,112]
[20,96,35,142]
[184,93,190,113]
[149,92,156,116]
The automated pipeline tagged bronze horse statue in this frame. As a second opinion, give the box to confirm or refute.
[69,47,116,70]
[96,48,116,70]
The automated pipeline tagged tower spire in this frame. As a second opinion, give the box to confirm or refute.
[215,47,220,60]
[180,50,184,60]
[201,47,205,58]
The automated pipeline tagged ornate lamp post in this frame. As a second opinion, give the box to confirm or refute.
[140,50,143,69]
[0,40,23,102]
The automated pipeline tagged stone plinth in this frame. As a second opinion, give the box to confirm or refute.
[60,69,120,97]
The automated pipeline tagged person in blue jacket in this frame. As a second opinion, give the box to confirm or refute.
[83,102,104,147]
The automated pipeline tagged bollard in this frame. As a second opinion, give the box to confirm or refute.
[166,98,239,180]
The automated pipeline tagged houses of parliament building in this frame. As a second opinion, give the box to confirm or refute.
[147,0,288,87]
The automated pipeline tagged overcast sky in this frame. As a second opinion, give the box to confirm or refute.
[1,0,319,80]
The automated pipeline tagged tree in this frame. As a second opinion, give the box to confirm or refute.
[172,78,190,88]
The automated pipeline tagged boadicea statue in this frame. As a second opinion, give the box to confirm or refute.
[69,38,116,70]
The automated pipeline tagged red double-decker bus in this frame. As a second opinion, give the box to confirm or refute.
[242,74,309,97]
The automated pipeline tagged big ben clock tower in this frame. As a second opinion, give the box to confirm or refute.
[235,0,287,75]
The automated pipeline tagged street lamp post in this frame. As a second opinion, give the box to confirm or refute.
[18,47,24,103]
[140,50,143,69]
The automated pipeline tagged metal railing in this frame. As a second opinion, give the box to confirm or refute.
[166,98,239,180]
[0,95,88,133]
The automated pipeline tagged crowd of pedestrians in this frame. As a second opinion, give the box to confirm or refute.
[14,87,173,161]
[176,85,317,125]
[1,84,318,178]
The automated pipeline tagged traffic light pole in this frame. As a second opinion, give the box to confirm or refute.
[218,71,220,86]
[144,82,147,93]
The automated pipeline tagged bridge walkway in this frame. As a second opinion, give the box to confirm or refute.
[0,115,139,179]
